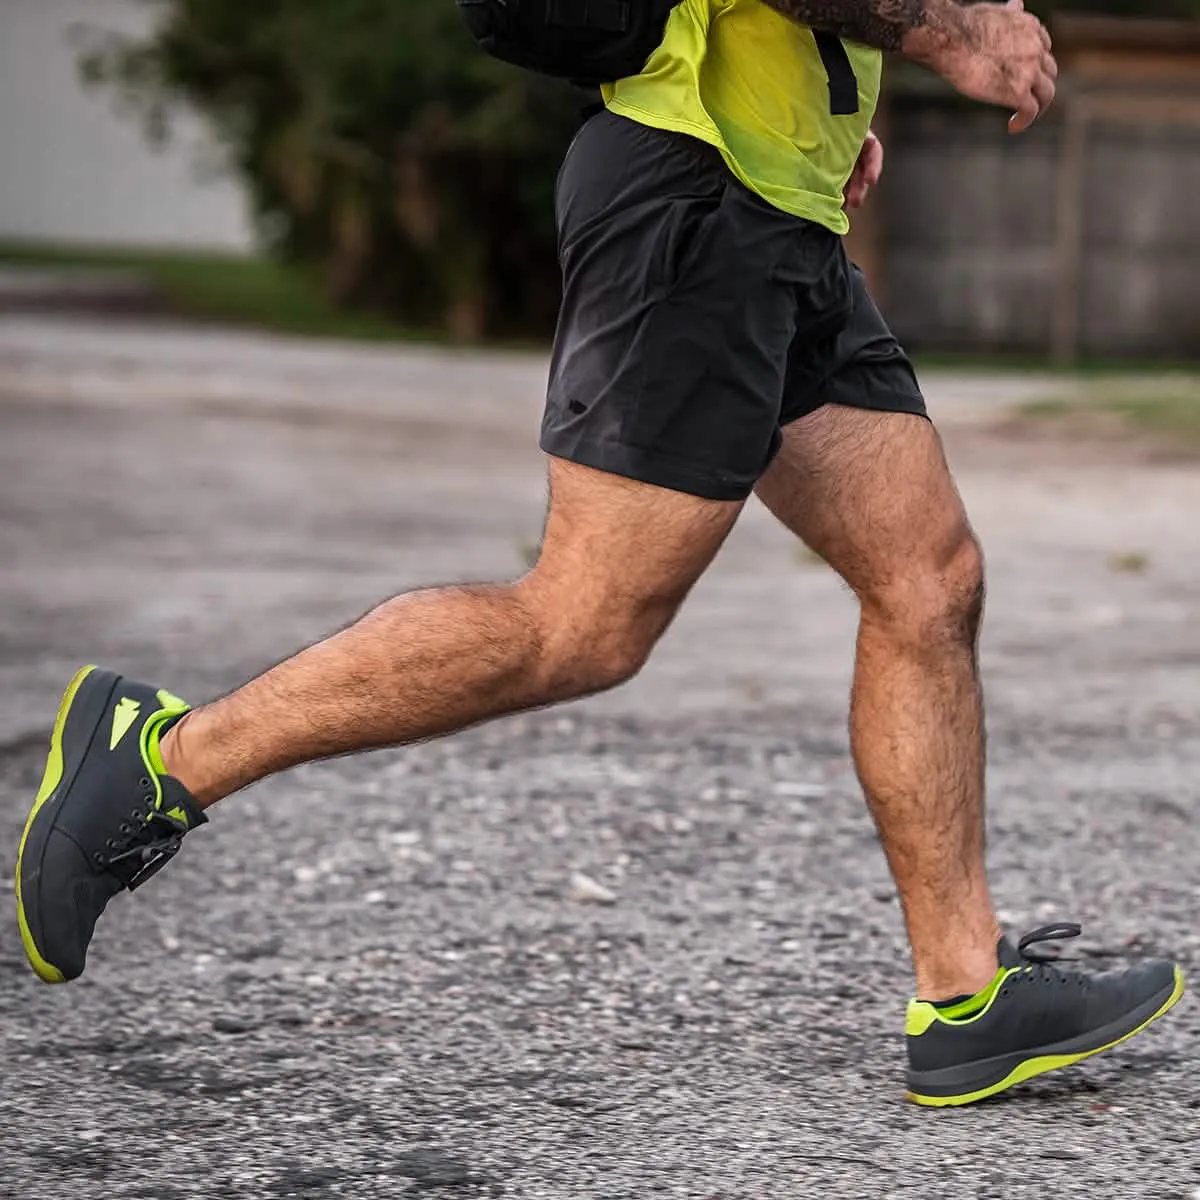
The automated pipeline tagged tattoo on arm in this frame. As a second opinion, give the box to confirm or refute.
[759,0,961,53]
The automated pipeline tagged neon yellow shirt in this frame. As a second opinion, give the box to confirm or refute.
[602,0,882,234]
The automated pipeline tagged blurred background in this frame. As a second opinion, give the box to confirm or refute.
[0,0,1198,359]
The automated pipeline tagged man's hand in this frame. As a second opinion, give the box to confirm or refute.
[903,0,1058,134]
[844,130,884,210]
[759,0,1058,132]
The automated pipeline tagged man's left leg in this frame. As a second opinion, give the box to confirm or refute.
[756,288,1183,1103]
[758,403,999,1003]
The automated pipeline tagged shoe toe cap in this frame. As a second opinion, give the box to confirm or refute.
[24,829,119,981]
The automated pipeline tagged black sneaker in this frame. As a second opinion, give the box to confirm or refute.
[906,924,1185,1107]
[15,666,207,983]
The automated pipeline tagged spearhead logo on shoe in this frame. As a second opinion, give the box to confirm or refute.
[109,698,141,750]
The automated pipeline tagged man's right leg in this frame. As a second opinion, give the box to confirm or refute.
[17,457,741,981]
[162,459,741,806]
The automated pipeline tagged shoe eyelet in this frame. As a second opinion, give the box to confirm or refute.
[139,778,151,788]
[118,823,131,836]
[93,852,105,865]
[105,838,117,850]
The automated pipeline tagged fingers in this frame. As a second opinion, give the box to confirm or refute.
[1010,68,1058,132]
[1008,45,1059,134]
[1009,92,1041,135]
[995,2,1056,133]
[844,162,867,209]
[844,133,884,209]
[862,136,885,188]
[1032,65,1056,111]
[1011,0,1054,51]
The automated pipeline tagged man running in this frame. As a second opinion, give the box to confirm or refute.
[15,0,1184,1106]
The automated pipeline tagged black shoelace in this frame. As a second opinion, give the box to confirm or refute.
[1018,923,1083,961]
[95,777,189,890]
[1012,923,1090,994]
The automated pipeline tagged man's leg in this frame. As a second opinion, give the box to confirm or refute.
[756,405,1000,1002]
[17,457,741,981]
[763,264,1182,1105]
[162,460,741,807]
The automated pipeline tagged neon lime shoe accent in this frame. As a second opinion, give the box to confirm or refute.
[140,698,190,781]
[156,688,188,712]
[109,697,141,750]
[906,1000,939,1038]
[14,665,97,985]
[932,969,1008,1021]
[906,967,1014,1035]
[140,699,192,828]
[907,966,1186,1108]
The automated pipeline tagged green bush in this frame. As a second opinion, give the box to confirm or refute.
[83,0,579,340]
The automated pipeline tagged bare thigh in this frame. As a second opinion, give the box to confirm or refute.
[754,407,980,612]
[528,456,744,675]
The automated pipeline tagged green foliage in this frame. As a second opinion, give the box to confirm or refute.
[0,240,417,341]
[81,0,580,339]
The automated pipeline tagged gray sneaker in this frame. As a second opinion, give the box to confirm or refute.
[15,667,207,983]
[906,924,1185,1106]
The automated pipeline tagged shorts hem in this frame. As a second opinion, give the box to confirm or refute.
[781,358,929,427]
[539,434,756,502]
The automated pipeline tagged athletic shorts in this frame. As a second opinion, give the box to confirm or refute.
[541,110,927,502]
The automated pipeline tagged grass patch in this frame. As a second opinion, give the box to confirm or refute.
[914,351,1200,378]
[1108,552,1150,576]
[0,240,416,343]
[1016,377,1200,449]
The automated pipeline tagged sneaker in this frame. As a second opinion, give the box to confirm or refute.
[906,923,1185,1107]
[15,666,207,983]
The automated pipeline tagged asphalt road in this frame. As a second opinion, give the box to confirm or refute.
[1,317,1198,1199]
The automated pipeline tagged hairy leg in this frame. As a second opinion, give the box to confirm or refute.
[162,459,741,807]
[756,406,1001,1001]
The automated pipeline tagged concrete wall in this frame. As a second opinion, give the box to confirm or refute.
[0,0,254,252]
[879,102,1200,359]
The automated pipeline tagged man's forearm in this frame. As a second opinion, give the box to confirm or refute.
[759,0,969,56]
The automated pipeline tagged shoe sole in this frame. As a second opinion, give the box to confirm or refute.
[14,665,119,984]
[907,964,1186,1108]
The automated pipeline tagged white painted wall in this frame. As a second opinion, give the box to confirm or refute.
[0,0,254,252]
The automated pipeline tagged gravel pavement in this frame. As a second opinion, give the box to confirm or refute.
[0,317,1197,1199]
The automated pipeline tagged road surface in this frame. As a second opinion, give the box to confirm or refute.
[1,317,1197,1199]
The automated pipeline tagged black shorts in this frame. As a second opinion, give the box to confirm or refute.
[541,111,927,502]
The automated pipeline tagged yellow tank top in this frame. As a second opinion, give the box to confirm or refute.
[602,0,882,234]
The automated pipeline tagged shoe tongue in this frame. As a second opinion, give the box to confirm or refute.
[998,937,1023,969]
[159,775,209,830]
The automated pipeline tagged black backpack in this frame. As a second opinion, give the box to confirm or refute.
[457,0,683,87]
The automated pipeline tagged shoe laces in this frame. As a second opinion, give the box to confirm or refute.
[1012,923,1090,993]
[95,776,189,890]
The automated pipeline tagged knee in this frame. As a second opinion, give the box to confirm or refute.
[540,613,660,700]
[515,579,668,702]
[861,527,985,650]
